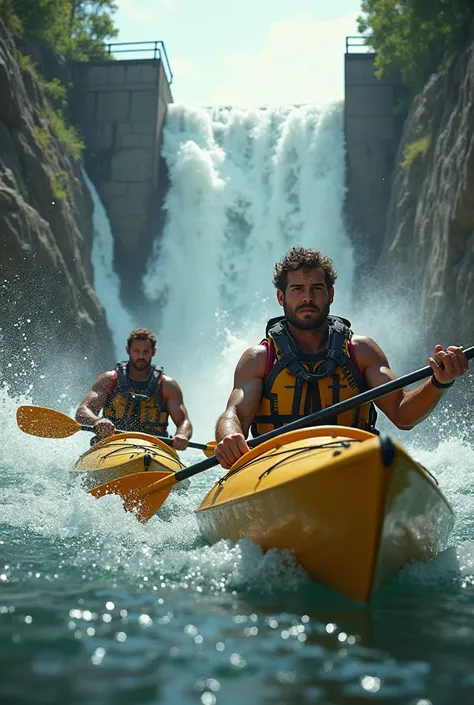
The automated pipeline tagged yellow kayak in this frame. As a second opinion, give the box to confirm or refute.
[73,432,186,492]
[195,426,454,602]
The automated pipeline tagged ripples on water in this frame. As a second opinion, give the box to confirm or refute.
[2,387,474,705]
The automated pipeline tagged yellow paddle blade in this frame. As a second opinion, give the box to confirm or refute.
[88,471,178,523]
[16,405,82,438]
[203,441,217,458]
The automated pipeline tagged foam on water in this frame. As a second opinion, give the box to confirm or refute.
[0,384,307,595]
[4,374,474,598]
[3,102,474,604]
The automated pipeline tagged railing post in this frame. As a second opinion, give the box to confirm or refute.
[82,40,173,82]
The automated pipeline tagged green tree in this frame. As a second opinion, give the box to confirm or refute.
[0,0,70,50]
[358,0,474,93]
[0,0,118,58]
[67,1,118,59]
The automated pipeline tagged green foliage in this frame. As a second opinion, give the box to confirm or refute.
[1,1,70,51]
[358,0,474,93]
[16,51,69,111]
[43,106,84,160]
[50,170,69,199]
[33,125,51,150]
[38,76,68,110]
[3,2,108,196]
[68,1,118,60]
[0,0,24,34]
[15,48,38,75]
[16,53,79,159]
[0,0,118,58]
[401,136,431,168]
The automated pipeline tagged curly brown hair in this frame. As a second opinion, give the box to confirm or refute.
[127,328,157,348]
[272,246,338,291]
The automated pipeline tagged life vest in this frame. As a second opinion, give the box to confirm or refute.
[250,316,377,437]
[103,362,169,436]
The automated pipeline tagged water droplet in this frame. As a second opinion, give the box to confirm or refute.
[360,676,381,693]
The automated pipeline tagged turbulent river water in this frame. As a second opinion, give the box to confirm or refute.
[2,103,474,705]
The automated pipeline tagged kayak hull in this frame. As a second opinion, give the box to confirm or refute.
[73,432,185,491]
[195,426,454,602]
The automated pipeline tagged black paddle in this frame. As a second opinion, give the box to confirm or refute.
[89,345,474,522]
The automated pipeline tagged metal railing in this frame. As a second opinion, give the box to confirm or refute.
[85,40,173,84]
[345,35,375,54]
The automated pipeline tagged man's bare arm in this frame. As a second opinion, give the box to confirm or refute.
[215,345,267,468]
[162,377,193,450]
[75,371,117,437]
[75,372,116,425]
[353,337,468,430]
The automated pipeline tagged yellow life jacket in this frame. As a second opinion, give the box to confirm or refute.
[103,362,169,436]
[251,316,377,437]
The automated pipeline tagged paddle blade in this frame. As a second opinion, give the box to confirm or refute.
[202,441,217,458]
[88,471,178,523]
[16,405,81,438]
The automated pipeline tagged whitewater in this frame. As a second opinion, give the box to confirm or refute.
[2,103,474,705]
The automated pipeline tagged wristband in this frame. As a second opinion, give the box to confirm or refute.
[431,376,455,389]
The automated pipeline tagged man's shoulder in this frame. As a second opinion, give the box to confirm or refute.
[351,335,388,368]
[161,374,180,394]
[239,343,269,364]
[102,369,118,380]
[88,370,118,397]
[351,334,371,348]
[235,344,269,378]
[247,343,269,360]
[95,369,118,386]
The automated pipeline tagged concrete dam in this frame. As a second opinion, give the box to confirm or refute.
[72,38,403,299]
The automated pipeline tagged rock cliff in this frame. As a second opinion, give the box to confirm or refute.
[0,21,114,405]
[378,20,474,346]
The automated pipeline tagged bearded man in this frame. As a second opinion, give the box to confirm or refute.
[75,328,192,450]
[215,246,468,468]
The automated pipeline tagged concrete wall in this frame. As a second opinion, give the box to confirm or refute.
[72,59,173,302]
[344,53,406,269]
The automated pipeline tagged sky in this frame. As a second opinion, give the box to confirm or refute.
[113,0,365,107]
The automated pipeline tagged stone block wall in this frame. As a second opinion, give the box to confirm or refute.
[72,59,173,303]
[344,53,406,271]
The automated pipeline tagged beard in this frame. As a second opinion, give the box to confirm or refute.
[129,358,151,372]
[284,300,330,330]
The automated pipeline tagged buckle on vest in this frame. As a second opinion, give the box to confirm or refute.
[129,392,150,402]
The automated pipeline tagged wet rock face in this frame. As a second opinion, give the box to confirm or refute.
[378,20,474,346]
[0,21,114,406]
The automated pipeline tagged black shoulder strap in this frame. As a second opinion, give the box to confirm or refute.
[328,315,351,329]
[115,362,164,399]
[116,361,128,390]
[266,316,353,384]
[265,315,286,337]
[310,316,351,379]
[264,318,303,390]
[145,365,163,397]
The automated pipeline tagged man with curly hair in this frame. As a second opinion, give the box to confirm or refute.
[75,328,192,450]
[214,246,468,469]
